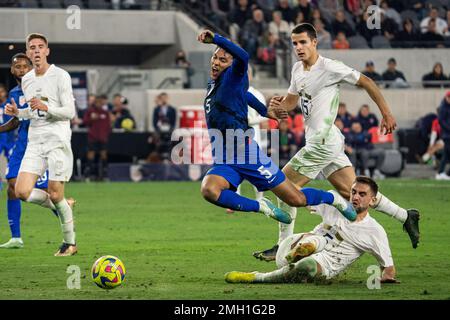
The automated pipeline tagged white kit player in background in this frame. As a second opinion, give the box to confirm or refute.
[253,23,420,262]
[5,33,77,256]
[226,176,400,284]
[226,65,265,213]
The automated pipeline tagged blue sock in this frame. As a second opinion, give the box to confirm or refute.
[7,199,22,238]
[301,188,334,206]
[216,189,260,212]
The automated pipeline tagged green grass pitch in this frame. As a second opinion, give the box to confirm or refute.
[0,179,449,300]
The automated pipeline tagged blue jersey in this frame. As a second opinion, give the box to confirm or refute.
[0,95,16,157]
[204,34,250,133]
[8,85,30,155]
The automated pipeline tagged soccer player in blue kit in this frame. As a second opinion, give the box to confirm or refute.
[0,53,59,249]
[197,30,357,223]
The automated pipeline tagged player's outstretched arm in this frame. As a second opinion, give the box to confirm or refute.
[356,74,397,135]
[0,117,20,133]
[268,94,299,119]
[246,91,287,120]
[198,30,249,74]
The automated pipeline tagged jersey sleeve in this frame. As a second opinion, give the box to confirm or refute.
[213,34,249,77]
[326,60,361,86]
[246,91,267,118]
[47,70,76,120]
[367,227,394,267]
[287,63,299,95]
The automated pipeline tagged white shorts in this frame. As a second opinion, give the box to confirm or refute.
[287,142,352,179]
[19,140,73,182]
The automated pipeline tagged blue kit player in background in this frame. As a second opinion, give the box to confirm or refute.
[0,53,55,249]
[197,30,357,224]
[0,87,15,163]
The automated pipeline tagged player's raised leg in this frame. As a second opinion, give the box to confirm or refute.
[201,173,291,224]
[327,167,420,248]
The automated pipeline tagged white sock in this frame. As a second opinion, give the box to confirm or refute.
[253,186,264,202]
[26,189,56,210]
[373,192,407,223]
[278,198,297,245]
[55,199,76,245]
[236,184,241,195]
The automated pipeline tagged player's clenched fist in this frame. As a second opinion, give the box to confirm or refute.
[29,97,48,112]
[5,97,19,117]
[197,30,215,44]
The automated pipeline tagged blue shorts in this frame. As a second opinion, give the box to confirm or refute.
[206,142,285,192]
[5,143,48,189]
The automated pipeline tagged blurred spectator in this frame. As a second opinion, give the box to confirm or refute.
[393,18,420,48]
[345,121,386,179]
[83,95,112,181]
[153,92,176,133]
[380,10,399,41]
[99,94,113,111]
[421,115,444,166]
[362,61,383,84]
[437,91,450,180]
[314,19,332,49]
[336,102,354,131]
[296,0,313,22]
[0,84,7,106]
[228,0,253,28]
[333,31,350,49]
[444,10,450,36]
[152,92,176,160]
[293,10,306,26]
[275,0,297,24]
[356,11,379,44]
[422,62,449,88]
[380,0,402,27]
[209,0,235,31]
[111,94,136,130]
[240,8,268,59]
[356,104,378,131]
[318,0,340,21]
[421,18,445,48]
[331,10,355,37]
[344,0,362,17]
[382,57,408,88]
[268,10,291,44]
[311,8,332,32]
[257,32,277,64]
[420,7,448,35]
[174,50,193,88]
[270,120,297,167]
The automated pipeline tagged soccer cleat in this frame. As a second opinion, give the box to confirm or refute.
[225,271,257,283]
[329,190,357,221]
[252,244,279,261]
[285,242,316,264]
[0,238,24,249]
[258,198,292,224]
[403,209,420,249]
[54,243,78,256]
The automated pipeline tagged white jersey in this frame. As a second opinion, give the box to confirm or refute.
[19,64,75,143]
[247,86,265,144]
[307,204,393,279]
[288,55,361,145]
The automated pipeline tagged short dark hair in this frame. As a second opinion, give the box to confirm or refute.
[11,53,32,65]
[0,83,6,90]
[26,33,48,48]
[292,23,317,40]
[354,176,379,196]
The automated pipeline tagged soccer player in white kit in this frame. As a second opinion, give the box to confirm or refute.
[5,33,77,256]
[226,176,399,284]
[253,23,420,261]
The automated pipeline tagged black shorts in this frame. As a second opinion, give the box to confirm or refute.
[88,141,108,153]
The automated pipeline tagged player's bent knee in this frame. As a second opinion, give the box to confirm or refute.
[200,184,221,202]
[48,190,63,203]
[284,193,307,207]
[15,188,31,201]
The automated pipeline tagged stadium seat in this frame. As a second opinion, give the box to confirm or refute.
[371,35,391,48]
[87,0,110,9]
[41,0,62,8]
[134,0,151,10]
[63,0,84,8]
[347,35,370,48]
[379,149,404,177]
[19,0,39,7]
